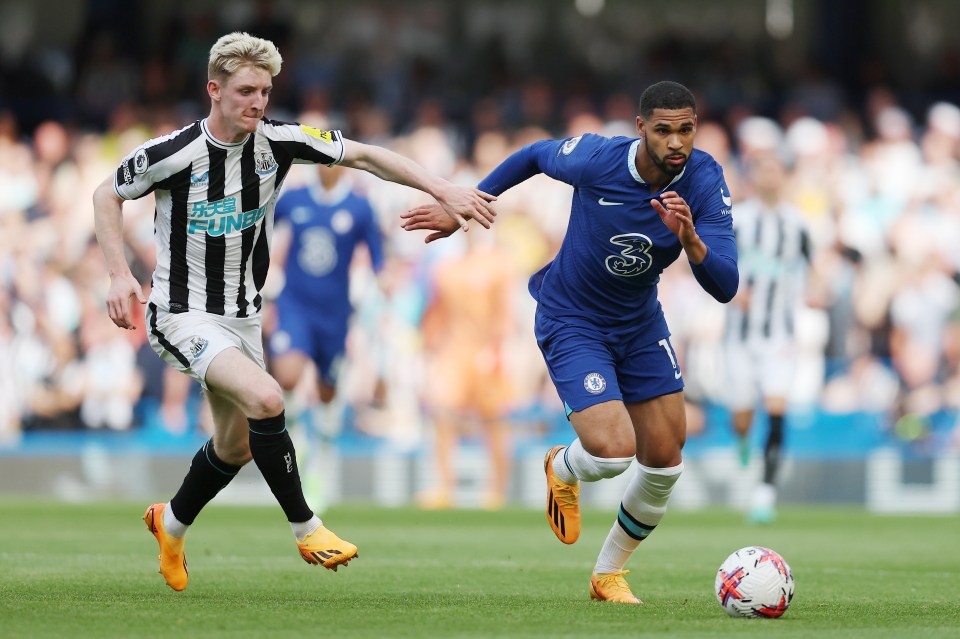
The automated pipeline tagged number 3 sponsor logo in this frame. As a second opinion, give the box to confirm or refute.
[605,233,654,277]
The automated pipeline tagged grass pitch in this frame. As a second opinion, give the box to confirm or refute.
[0,501,957,638]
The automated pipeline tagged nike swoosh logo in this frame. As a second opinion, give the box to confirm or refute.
[721,188,732,207]
[598,198,624,206]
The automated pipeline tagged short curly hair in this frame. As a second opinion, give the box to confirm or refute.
[639,81,696,118]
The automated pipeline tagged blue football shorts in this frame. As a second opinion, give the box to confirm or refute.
[534,309,684,416]
[269,297,348,384]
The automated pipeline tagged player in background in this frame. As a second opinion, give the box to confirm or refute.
[722,151,813,524]
[417,226,519,510]
[267,160,385,512]
[402,81,738,604]
[93,32,495,591]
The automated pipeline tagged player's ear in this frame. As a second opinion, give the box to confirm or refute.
[636,116,644,136]
[207,80,221,102]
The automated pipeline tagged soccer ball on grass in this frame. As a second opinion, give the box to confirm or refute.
[715,545,794,618]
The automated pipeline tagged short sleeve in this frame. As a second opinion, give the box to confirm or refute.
[114,146,160,200]
[263,121,346,166]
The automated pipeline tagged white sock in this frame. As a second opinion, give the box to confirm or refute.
[283,391,303,427]
[291,515,323,541]
[311,400,342,439]
[553,439,633,483]
[164,502,189,538]
[751,482,776,511]
[594,462,683,574]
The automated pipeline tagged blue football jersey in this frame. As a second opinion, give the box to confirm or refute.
[482,134,736,338]
[274,181,384,326]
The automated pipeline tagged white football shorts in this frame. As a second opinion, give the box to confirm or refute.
[145,303,266,389]
[722,339,796,411]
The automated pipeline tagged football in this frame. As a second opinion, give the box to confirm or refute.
[715,546,794,618]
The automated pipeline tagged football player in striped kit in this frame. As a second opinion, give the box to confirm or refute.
[722,151,812,525]
[402,81,739,603]
[93,32,495,591]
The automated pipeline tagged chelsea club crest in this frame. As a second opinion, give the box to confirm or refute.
[583,372,606,394]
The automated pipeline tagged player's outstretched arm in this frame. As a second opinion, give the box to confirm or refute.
[93,175,146,330]
[340,139,496,231]
[402,139,564,243]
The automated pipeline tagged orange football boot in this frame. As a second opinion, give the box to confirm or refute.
[297,525,358,571]
[143,503,188,591]
[544,445,581,544]
[590,571,642,604]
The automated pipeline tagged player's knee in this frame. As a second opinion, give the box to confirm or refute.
[584,439,634,460]
[318,384,336,404]
[676,429,688,452]
[247,384,285,420]
[732,409,753,437]
[638,437,685,468]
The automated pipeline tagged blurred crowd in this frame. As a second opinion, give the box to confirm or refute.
[1,2,960,453]
[3,90,960,453]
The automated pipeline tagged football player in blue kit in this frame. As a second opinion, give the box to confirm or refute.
[268,161,385,508]
[402,81,739,604]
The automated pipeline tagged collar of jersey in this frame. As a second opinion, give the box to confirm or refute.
[309,176,353,206]
[627,138,686,191]
[201,118,251,148]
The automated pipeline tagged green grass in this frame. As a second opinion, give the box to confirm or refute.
[0,501,957,638]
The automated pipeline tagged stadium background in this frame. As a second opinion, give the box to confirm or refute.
[1,0,959,513]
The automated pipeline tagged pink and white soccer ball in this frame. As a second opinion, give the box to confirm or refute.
[715,546,795,618]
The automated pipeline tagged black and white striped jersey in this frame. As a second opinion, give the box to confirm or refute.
[724,198,811,344]
[114,118,345,317]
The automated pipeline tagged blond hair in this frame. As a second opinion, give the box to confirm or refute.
[207,32,282,83]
